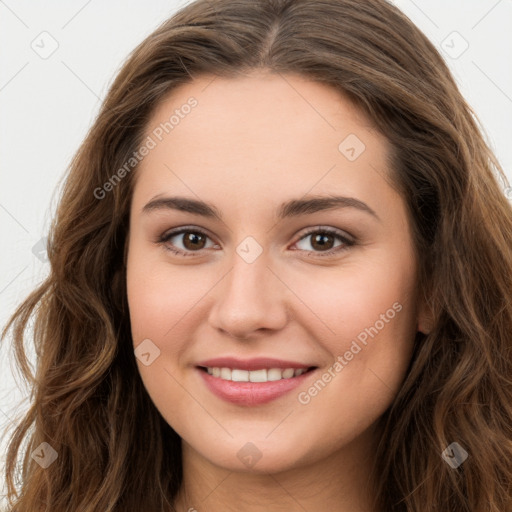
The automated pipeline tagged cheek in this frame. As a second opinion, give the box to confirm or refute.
[126,247,206,342]
[126,251,201,424]
[292,297,416,456]
[291,255,417,408]
[126,248,215,406]
[287,252,417,339]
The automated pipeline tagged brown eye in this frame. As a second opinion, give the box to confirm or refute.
[159,228,216,257]
[181,231,208,250]
[294,227,354,257]
[309,232,336,251]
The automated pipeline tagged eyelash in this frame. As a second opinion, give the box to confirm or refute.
[157,225,355,258]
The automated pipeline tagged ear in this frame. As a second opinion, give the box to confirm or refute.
[123,231,130,267]
[416,292,434,335]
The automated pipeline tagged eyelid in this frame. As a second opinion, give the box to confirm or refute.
[159,225,213,241]
[294,225,354,244]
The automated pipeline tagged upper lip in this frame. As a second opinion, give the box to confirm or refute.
[196,357,317,371]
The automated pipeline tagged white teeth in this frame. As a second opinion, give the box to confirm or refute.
[204,366,309,382]
[231,369,249,382]
[220,367,231,380]
[267,368,282,381]
[282,368,295,379]
[249,369,267,382]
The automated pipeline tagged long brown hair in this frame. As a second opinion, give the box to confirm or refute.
[3,0,512,510]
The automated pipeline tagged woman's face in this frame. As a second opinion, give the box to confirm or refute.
[126,71,430,473]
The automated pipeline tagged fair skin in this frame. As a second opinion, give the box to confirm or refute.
[126,71,430,512]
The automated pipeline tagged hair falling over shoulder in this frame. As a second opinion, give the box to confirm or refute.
[2,1,512,510]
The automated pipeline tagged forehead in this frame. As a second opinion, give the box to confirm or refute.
[132,72,397,221]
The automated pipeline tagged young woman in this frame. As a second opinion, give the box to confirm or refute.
[3,0,512,511]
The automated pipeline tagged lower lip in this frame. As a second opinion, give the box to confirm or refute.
[197,367,317,406]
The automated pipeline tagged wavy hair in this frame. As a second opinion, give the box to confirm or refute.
[2,0,512,510]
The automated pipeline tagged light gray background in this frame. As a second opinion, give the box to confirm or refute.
[1,0,511,503]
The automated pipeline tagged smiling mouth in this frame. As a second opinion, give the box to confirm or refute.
[197,365,317,383]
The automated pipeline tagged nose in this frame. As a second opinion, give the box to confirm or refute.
[207,252,288,340]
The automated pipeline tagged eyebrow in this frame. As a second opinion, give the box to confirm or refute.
[142,194,380,221]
